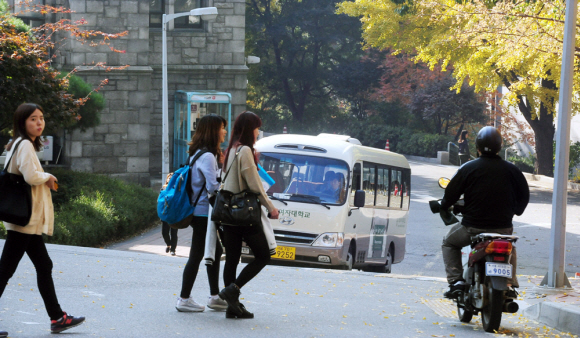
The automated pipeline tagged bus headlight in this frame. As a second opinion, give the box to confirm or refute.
[312,233,344,247]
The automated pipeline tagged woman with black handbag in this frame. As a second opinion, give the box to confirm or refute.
[175,114,229,313]
[217,111,279,319]
[0,103,85,335]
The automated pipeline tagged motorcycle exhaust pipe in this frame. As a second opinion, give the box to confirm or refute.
[503,301,519,313]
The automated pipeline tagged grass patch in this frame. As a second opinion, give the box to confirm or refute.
[0,168,159,247]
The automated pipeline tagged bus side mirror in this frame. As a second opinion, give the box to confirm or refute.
[354,190,365,208]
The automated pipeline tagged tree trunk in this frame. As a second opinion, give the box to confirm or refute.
[502,74,556,177]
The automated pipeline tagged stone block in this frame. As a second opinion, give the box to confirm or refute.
[199,52,217,64]
[127,14,149,27]
[223,40,245,53]
[83,144,114,157]
[128,40,149,53]
[233,52,245,65]
[121,1,139,14]
[71,53,86,66]
[86,53,108,64]
[233,28,245,41]
[93,157,119,173]
[225,15,245,28]
[94,124,109,134]
[131,92,151,108]
[174,37,191,48]
[139,27,149,40]
[86,1,104,13]
[137,53,149,66]
[137,142,149,157]
[118,53,138,66]
[138,78,152,91]
[109,124,128,134]
[69,1,86,13]
[234,75,247,90]
[234,2,245,15]
[191,37,206,48]
[105,6,120,18]
[206,43,218,53]
[183,57,199,65]
[139,109,151,124]
[70,141,83,157]
[128,124,150,141]
[127,157,149,173]
[138,173,151,187]
[105,90,129,101]
[182,48,199,58]
[114,143,137,156]
[80,14,99,26]
[216,53,233,65]
[117,80,138,91]
[139,1,149,13]
[105,134,121,144]
[70,158,93,172]
[115,111,140,123]
[218,32,233,40]
[71,128,94,141]
[100,113,116,124]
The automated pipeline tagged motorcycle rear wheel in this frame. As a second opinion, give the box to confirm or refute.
[457,304,473,323]
[481,281,503,332]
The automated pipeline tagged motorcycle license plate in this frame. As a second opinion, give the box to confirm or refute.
[485,262,512,278]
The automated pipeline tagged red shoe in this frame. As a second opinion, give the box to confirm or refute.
[51,312,85,333]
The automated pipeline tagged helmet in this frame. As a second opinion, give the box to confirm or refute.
[475,126,502,155]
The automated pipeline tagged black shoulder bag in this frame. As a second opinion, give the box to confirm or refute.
[211,147,261,227]
[0,140,33,226]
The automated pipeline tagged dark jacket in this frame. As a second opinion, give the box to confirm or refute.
[440,154,529,229]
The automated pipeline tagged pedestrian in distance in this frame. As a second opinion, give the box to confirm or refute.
[160,172,178,256]
[218,111,280,319]
[0,103,85,335]
[458,130,470,165]
[176,114,229,313]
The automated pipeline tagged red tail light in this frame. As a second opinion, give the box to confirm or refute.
[485,240,512,255]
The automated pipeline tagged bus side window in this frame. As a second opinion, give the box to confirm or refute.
[363,163,376,207]
[349,163,362,206]
[390,169,402,208]
[376,167,389,207]
[402,169,411,210]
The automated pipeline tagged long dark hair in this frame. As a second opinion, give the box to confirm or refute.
[459,130,468,143]
[188,114,227,163]
[224,111,262,166]
[6,103,44,152]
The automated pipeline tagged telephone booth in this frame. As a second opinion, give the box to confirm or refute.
[173,90,232,169]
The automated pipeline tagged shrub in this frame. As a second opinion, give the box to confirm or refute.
[508,154,536,174]
[0,169,158,247]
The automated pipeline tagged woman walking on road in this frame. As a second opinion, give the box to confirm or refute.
[160,173,178,256]
[458,130,470,165]
[218,111,279,319]
[0,103,85,335]
[176,114,229,312]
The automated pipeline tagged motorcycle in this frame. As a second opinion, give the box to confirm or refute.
[429,177,519,333]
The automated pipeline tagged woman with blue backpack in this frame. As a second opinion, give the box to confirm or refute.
[175,114,229,312]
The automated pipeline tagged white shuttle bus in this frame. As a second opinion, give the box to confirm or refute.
[240,134,411,272]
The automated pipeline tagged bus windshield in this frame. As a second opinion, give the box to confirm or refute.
[259,152,350,205]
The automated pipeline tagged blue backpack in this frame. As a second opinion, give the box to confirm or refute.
[157,150,209,227]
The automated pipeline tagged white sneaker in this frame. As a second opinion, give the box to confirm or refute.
[207,295,227,310]
[176,297,205,312]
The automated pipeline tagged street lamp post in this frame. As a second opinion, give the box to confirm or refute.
[161,7,218,181]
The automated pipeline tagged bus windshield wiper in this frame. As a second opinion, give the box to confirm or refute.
[289,194,330,209]
[268,195,288,206]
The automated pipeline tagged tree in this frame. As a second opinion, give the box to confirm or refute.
[246,0,365,122]
[59,73,106,132]
[409,74,487,135]
[338,0,573,176]
[0,0,126,136]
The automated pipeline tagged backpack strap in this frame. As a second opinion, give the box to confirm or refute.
[186,149,211,207]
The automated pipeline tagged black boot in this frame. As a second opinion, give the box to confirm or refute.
[226,303,254,319]
[0,330,7,338]
[219,283,242,317]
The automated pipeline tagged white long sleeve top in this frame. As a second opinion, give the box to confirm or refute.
[4,137,54,235]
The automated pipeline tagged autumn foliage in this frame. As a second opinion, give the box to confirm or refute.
[0,0,127,136]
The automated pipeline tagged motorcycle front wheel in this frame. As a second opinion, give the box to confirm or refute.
[481,280,503,332]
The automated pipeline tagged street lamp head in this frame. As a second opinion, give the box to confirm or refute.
[190,7,218,21]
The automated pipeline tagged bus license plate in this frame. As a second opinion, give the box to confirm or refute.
[485,262,512,278]
[272,246,295,260]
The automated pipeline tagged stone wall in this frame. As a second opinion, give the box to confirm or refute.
[49,0,248,186]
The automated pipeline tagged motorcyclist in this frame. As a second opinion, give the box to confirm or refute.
[440,126,530,299]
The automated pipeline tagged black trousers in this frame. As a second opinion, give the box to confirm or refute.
[161,222,178,251]
[222,224,270,289]
[180,216,223,298]
[0,230,64,320]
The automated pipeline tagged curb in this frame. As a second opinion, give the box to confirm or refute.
[522,172,580,191]
[524,302,580,335]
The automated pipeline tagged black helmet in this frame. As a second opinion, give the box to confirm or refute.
[475,126,502,155]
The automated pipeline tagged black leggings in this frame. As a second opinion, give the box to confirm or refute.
[222,224,271,289]
[180,216,223,298]
[161,222,178,251]
[0,230,64,320]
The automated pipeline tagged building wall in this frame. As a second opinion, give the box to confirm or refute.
[47,0,247,186]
